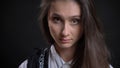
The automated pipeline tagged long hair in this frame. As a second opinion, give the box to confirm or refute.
[39,0,110,68]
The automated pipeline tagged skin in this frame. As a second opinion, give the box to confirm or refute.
[48,1,83,62]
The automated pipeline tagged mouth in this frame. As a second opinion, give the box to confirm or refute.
[59,38,72,43]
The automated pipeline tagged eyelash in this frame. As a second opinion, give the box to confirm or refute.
[71,18,80,25]
[52,17,62,23]
[51,17,80,25]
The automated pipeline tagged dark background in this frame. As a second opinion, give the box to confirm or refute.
[1,0,120,68]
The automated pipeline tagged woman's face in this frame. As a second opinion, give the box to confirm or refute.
[48,1,83,49]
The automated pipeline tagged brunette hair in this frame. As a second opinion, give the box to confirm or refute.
[39,0,110,68]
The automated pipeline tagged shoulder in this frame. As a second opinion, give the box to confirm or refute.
[18,48,50,68]
[109,64,114,68]
[18,60,28,68]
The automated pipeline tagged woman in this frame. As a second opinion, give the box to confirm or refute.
[19,0,113,68]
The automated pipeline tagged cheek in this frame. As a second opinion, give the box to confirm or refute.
[73,26,83,39]
[78,26,83,35]
[48,22,61,38]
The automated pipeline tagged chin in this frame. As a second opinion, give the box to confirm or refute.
[58,43,74,49]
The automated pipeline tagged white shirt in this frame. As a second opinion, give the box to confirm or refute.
[18,45,113,68]
[49,45,72,68]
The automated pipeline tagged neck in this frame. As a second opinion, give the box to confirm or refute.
[54,43,76,62]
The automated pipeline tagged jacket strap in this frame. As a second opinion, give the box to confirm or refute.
[27,48,49,68]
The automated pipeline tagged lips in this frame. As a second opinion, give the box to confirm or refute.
[59,38,72,43]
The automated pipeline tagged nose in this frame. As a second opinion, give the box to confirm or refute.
[61,24,69,37]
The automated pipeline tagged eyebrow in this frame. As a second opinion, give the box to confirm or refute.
[50,13,81,19]
[70,16,81,19]
[51,13,62,17]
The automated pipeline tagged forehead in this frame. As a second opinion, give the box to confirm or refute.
[49,1,81,17]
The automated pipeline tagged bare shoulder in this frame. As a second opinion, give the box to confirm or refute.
[18,60,28,68]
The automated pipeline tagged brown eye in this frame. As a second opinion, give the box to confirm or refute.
[71,19,80,25]
[52,17,62,23]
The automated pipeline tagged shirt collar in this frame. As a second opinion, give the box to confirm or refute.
[50,45,72,67]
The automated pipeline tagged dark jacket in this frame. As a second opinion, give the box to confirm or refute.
[27,48,49,68]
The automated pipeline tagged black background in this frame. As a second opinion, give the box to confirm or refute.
[1,0,120,68]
